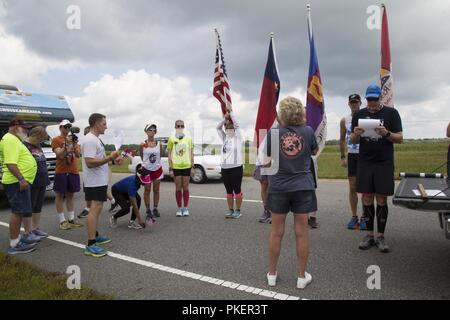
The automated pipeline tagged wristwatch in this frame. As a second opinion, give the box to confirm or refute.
[340,155,346,160]
[385,131,391,138]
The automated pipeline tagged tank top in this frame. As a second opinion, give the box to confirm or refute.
[345,114,359,154]
[142,140,161,171]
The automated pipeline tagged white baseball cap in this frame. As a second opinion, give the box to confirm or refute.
[59,119,72,127]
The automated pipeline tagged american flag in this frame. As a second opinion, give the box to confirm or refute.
[213,29,232,115]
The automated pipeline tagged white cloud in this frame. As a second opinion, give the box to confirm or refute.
[67,69,261,145]
[66,69,450,147]
[0,26,81,87]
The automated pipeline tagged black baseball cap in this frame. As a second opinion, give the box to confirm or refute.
[348,94,361,102]
[9,119,32,128]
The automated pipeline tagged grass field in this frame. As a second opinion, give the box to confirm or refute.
[242,140,449,180]
[80,140,449,180]
[0,252,112,300]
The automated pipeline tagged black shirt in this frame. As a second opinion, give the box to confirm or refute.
[351,106,403,162]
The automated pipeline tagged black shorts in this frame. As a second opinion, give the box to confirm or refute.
[268,190,317,214]
[347,153,358,177]
[84,186,108,202]
[357,161,395,195]
[173,168,191,177]
[221,166,243,195]
[31,187,46,213]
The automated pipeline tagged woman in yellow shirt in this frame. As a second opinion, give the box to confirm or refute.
[167,120,194,217]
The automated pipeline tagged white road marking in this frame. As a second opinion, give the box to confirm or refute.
[0,221,305,300]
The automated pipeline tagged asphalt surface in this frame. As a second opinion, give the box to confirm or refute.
[0,174,449,300]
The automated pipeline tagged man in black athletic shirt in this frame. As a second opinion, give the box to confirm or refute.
[351,84,403,253]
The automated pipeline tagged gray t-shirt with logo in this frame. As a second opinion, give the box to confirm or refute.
[267,125,318,194]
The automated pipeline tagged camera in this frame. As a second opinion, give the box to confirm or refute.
[69,126,80,144]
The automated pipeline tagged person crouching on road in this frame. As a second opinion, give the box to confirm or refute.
[109,165,151,230]
[265,97,318,290]
[216,110,244,219]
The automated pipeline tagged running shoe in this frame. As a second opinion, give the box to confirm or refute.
[153,208,160,218]
[308,217,318,229]
[145,214,155,227]
[8,241,36,255]
[359,217,368,230]
[231,210,242,219]
[95,235,112,245]
[68,219,83,228]
[183,208,190,217]
[297,272,313,289]
[78,209,89,219]
[176,208,183,217]
[267,272,277,287]
[32,229,48,238]
[259,209,271,223]
[21,232,41,244]
[347,216,359,230]
[128,221,143,229]
[225,209,234,219]
[59,220,72,230]
[359,235,376,250]
[84,244,107,257]
[375,236,390,253]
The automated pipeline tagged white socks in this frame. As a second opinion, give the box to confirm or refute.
[68,211,75,221]
[58,213,66,223]
[10,238,20,248]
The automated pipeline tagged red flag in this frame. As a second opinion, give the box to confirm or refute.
[213,29,232,114]
[380,4,394,107]
[254,34,280,165]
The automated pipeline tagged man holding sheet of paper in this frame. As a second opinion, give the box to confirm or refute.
[350,84,403,253]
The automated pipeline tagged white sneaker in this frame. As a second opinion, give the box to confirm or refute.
[183,208,189,217]
[176,209,183,217]
[267,272,277,287]
[127,221,143,230]
[297,272,312,289]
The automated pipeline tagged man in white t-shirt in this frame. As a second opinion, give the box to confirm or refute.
[82,113,120,258]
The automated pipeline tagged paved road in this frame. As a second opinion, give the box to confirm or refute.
[1,174,449,300]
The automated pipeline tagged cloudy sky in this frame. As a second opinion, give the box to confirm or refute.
[1,0,450,144]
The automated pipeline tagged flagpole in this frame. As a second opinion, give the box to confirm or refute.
[307,4,312,40]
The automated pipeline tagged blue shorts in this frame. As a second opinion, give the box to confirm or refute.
[4,183,32,217]
[268,190,317,214]
[54,173,81,194]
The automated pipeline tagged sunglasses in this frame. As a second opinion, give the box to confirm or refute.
[366,98,380,102]
[176,125,185,128]
[63,125,72,129]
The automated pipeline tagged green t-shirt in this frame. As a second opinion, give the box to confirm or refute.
[0,133,37,185]
[167,136,193,170]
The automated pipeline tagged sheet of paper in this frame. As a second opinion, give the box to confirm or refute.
[113,130,123,151]
[412,189,446,197]
[358,119,382,139]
